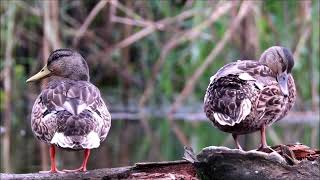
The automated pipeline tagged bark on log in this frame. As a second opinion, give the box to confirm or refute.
[184,144,320,180]
[0,160,196,180]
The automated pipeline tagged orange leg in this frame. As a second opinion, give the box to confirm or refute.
[257,124,268,150]
[232,134,243,150]
[63,149,90,172]
[39,145,63,173]
[257,124,274,152]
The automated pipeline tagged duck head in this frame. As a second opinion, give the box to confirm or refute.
[26,49,89,82]
[259,46,294,97]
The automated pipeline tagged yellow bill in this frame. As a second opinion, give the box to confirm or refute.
[26,64,51,82]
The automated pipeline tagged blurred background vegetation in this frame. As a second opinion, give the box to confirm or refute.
[0,0,319,173]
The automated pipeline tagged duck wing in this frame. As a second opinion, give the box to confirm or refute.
[255,74,296,125]
[204,60,274,126]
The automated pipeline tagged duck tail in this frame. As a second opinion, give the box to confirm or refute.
[51,111,102,149]
[50,131,100,149]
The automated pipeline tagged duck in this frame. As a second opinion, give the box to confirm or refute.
[26,49,111,173]
[203,46,296,150]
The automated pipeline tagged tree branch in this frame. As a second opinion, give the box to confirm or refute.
[2,1,16,173]
[73,0,109,46]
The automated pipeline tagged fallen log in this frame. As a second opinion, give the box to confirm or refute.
[0,160,196,180]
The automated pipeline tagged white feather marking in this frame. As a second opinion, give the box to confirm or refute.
[41,111,56,121]
[209,75,216,83]
[51,132,73,148]
[76,103,88,114]
[80,131,100,149]
[62,101,87,115]
[63,101,76,115]
[213,99,251,126]
[214,113,230,126]
[204,76,215,103]
[204,92,208,104]
[236,99,252,123]
[239,73,255,81]
[50,131,101,149]
[254,82,264,90]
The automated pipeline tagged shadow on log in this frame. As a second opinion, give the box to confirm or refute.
[1,144,319,180]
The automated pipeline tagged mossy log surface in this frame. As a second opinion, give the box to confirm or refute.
[1,144,319,180]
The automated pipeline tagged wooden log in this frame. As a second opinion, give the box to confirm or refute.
[1,144,318,180]
[0,160,196,180]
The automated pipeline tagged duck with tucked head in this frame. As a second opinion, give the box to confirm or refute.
[204,46,296,150]
[27,49,111,173]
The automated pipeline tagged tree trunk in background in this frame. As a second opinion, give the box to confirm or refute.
[43,0,61,50]
[2,2,16,173]
[239,5,259,60]
[119,0,133,165]
[49,0,60,48]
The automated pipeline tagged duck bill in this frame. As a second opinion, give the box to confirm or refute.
[277,72,289,97]
[26,65,51,82]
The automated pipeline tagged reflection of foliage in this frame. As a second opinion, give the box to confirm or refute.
[0,0,319,173]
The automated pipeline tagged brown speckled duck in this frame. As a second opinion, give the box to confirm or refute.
[204,46,296,150]
[27,49,111,173]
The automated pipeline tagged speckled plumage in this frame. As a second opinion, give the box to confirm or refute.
[31,79,111,149]
[204,46,296,149]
